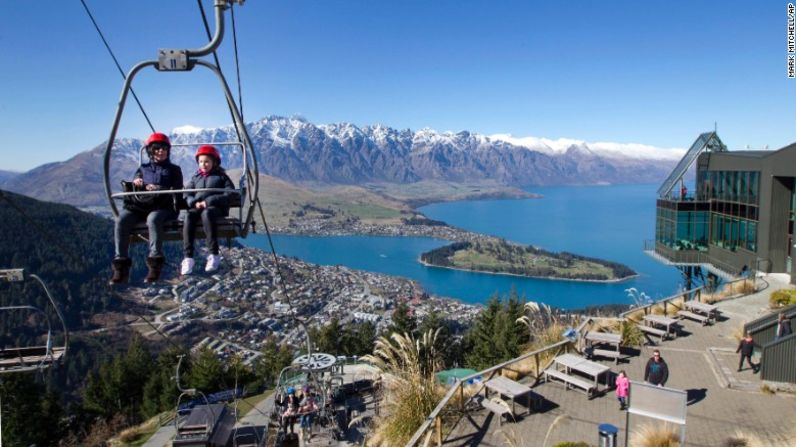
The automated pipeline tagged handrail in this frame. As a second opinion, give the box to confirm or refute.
[619,286,703,320]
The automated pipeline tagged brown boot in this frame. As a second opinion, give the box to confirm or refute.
[109,257,132,285]
[144,256,165,283]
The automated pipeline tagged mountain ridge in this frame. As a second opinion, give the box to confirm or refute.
[4,116,678,206]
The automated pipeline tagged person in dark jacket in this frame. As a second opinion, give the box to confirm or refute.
[181,145,235,274]
[644,349,669,386]
[736,332,757,372]
[776,312,792,339]
[111,132,183,284]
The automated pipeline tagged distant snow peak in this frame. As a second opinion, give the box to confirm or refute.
[489,133,685,160]
[172,125,204,135]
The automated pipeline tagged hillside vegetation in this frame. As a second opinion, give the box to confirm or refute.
[421,239,636,281]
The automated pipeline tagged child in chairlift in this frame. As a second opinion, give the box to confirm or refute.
[181,145,235,274]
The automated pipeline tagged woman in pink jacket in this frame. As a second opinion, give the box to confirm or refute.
[615,370,629,410]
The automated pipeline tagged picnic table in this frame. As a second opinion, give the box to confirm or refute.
[642,314,679,338]
[684,301,718,318]
[584,331,623,363]
[484,376,533,416]
[553,353,611,390]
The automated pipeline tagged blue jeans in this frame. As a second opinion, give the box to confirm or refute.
[115,208,177,258]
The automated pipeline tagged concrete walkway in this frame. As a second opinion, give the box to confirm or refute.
[444,274,796,447]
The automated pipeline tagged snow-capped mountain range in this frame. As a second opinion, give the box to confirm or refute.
[4,116,680,206]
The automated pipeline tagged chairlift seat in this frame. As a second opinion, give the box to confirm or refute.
[127,197,246,243]
[0,346,66,371]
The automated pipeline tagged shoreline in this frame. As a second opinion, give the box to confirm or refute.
[417,258,639,284]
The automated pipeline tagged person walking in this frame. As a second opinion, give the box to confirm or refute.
[644,349,669,386]
[736,332,757,372]
[615,370,630,410]
[776,312,792,339]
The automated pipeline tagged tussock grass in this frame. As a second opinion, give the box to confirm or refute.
[760,383,776,395]
[702,279,757,304]
[629,423,680,447]
[362,330,446,447]
[725,429,795,447]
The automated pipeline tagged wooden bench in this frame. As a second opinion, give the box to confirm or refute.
[590,348,623,364]
[480,397,514,425]
[637,324,668,343]
[543,368,595,397]
[677,310,711,325]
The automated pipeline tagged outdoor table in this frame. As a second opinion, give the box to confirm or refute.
[584,331,622,360]
[684,301,718,319]
[643,314,679,338]
[553,353,611,390]
[585,331,622,346]
[484,376,533,416]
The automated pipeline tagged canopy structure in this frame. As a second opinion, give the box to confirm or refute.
[436,368,479,384]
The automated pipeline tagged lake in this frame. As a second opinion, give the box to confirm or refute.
[243,183,683,308]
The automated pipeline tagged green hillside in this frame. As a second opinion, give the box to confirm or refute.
[420,239,636,281]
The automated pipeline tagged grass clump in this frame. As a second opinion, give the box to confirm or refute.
[362,330,446,447]
[630,423,680,447]
[760,384,776,395]
[551,442,593,447]
[769,289,796,308]
[725,429,786,446]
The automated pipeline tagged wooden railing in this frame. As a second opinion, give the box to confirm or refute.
[405,318,591,447]
[619,286,703,321]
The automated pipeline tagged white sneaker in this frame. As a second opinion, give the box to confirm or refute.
[205,254,221,272]
[180,258,195,275]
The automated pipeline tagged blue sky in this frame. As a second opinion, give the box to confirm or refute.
[2,1,794,171]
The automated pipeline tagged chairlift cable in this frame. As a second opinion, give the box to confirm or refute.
[254,197,313,359]
[78,0,156,133]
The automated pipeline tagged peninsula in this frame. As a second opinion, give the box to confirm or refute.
[420,239,637,282]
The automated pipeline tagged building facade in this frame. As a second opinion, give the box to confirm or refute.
[651,133,796,285]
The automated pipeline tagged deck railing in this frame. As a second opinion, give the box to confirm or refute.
[405,318,591,447]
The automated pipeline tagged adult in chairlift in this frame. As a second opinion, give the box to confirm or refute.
[110,132,184,284]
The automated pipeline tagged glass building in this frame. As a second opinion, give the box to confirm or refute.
[650,133,796,285]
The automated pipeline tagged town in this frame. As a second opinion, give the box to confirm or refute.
[130,246,481,365]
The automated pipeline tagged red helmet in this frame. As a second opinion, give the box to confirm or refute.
[145,132,171,148]
[195,145,221,164]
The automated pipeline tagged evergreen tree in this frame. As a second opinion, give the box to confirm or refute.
[0,373,64,446]
[188,347,225,393]
[417,311,456,367]
[388,301,416,337]
[464,295,503,370]
[312,317,343,354]
[256,337,294,388]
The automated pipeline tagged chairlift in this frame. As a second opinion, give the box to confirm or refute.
[0,269,68,374]
[102,0,258,244]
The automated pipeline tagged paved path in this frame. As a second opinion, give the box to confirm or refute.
[444,275,796,447]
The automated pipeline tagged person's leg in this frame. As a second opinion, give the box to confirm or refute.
[201,207,222,255]
[738,355,744,371]
[146,210,177,258]
[114,209,144,259]
[183,209,201,259]
[111,210,143,284]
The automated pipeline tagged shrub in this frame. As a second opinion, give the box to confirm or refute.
[630,423,680,447]
[551,443,593,447]
[769,289,796,308]
[362,331,445,447]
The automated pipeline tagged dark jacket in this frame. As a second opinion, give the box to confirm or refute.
[128,161,183,211]
[777,319,792,338]
[736,338,755,356]
[644,357,669,386]
[184,168,236,215]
